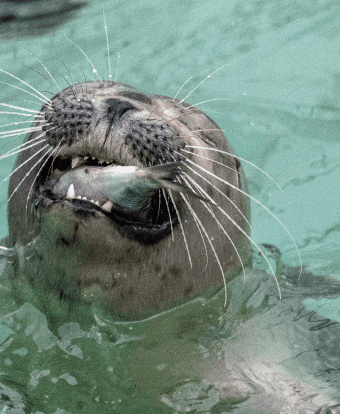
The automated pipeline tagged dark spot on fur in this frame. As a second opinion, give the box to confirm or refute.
[169,265,181,278]
[175,315,198,339]
[58,237,72,247]
[184,284,194,297]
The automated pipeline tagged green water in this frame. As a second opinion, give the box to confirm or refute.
[0,0,340,412]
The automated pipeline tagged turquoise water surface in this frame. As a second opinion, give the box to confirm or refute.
[0,0,339,412]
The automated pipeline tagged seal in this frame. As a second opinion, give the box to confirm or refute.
[6,80,251,318]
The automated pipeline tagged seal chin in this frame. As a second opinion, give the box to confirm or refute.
[7,80,251,318]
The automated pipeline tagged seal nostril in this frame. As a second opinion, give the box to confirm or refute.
[106,98,137,122]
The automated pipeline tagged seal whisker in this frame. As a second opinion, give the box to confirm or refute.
[176,128,223,136]
[178,152,252,231]
[0,69,52,104]
[0,81,52,107]
[0,119,46,130]
[181,148,249,187]
[25,145,62,220]
[162,188,174,241]
[172,76,193,101]
[168,189,192,268]
[183,165,281,298]
[185,145,287,202]
[184,97,233,110]
[23,47,63,95]
[103,9,113,81]
[184,153,301,278]
[6,145,51,205]
[179,191,228,304]
[184,174,247,288]
[0,110,44,118]
[179,178,209,271]
[0,126,44,140]
[0,136,46,161]
[179,63,230,103]
[65,36,102,83]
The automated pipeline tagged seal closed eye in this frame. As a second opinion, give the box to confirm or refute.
[7,80,251,318]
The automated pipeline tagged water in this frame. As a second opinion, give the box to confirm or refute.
[0,0,339,412]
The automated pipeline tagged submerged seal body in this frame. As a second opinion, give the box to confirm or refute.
[7,80,251,318]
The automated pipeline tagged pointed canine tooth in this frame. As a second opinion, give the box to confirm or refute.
[101,200,113,213]
[66,184,76,199]
[71,156,81,169]
[95,201,100,206]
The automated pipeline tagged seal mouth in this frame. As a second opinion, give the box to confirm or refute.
[34,152,180,243]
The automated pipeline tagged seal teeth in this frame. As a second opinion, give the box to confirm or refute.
[66,184,76,199]
[84,156,89,160]
[71,157,81,169]
[101,200,113,213]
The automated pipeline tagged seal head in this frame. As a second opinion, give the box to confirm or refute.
[8,80,251,318]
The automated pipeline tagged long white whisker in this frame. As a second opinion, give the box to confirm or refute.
[103,9,112,81]
[23,47,62,93]
[183,164,282,298]
[115,53,121,83]
[0,103,44,115]
[181,148,248,187]
[173,76,193,100]
[65,36,102,82]
[0,81,51,106]
[0,139,46,162]
[6,145,51,205]
[176,128,223,137]
[178,182,209,272]
[180,153,253,232]
[184,175,247,289]
[184,154,301,278]
[0,126,44,139]
[179,63,230,103]
[185,146,287,202]
[0,111,43,118]
[0,69,52,103]
[0,119,45,130]
[184,98,232,110]
[168,190,192,268]
[3,143,49,188]
[179,192,227,304]
[162,189,174,241]
[25,144,61,218]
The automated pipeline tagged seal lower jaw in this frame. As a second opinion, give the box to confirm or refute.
[31,191,250,320]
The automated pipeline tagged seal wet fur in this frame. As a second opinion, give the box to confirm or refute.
[7,80,251,318]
